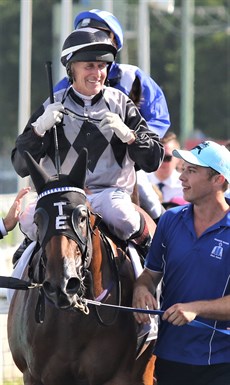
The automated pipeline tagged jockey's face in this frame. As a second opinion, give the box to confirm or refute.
[71,61,108,96]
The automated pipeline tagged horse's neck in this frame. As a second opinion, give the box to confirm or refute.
[28,246,43,283]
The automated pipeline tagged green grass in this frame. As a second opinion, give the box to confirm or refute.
[3,380,23,385]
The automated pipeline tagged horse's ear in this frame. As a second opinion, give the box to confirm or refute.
[23,151,50,193]
[69,148,88,189]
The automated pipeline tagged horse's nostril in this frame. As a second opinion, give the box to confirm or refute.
[43,281,55,295]
[66,277,81,294]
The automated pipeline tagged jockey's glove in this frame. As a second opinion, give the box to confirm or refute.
[32,102,65,137]
[100,112,135,143]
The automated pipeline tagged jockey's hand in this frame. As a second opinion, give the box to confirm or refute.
[32,102,65,136]
[100,112,135,144]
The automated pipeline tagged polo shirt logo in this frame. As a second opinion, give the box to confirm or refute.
[210,238,229,260]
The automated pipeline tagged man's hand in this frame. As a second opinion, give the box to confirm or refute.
[162,303,198,326]
[32,102,64,136]
[3,187,31,232]
[100,112,135,143]
[132,284,158,325]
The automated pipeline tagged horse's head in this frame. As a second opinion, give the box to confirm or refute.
[24,149,93,309]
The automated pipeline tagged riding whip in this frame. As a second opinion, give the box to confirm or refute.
[45,61,61,177]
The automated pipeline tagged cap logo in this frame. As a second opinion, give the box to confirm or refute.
[81,18,91,27]
[66,53,73,61]
[192,141,209,154]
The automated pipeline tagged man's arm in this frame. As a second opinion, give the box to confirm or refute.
[136,68,170,138]
[0,219,6,239]
[11,102,62,177]
[132,267,162,324]
[124,100,165,173]
[162,296,230,326]
[53,76,70,92]
[99,97,165,173]
[1,187,31,237]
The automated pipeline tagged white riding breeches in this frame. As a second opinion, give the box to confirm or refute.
[87,188,140,240]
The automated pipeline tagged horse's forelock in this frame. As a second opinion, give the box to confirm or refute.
[40,174,80,192]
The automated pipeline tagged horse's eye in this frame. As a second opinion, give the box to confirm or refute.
[80,215,87,223]
[76,207,87,222]
[78,214,87,229]
[72,205,88,241]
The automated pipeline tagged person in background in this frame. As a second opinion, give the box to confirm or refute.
[11,28,164,258]
[136,170,165,222]
[225,140,230,198]
[54,8,169,223]
[162,195,188,210]
[147,131,185,205]
[132,140,230,385]
[0,187,30,239]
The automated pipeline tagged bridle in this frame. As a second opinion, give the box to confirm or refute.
[29,186,123,326]
[35,186,92,262]
[28,186,94,322]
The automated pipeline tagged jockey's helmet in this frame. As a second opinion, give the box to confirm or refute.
[61,28,117,67]
[74,9,123,52]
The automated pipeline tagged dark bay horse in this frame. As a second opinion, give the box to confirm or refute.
[7,149,156,385]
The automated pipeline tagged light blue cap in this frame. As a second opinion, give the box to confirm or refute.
[173,141,230,183]
[74,9,123,51]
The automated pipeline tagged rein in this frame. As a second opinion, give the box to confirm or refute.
[0,276,42,290]
[80,299,230,336]
[3,276,230,335]
[89,231,122,326]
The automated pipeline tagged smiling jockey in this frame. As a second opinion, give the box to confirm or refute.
[11,28,164,262]
[54,9,169,223]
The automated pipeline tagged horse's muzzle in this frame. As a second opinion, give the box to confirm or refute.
[43,276,84,309]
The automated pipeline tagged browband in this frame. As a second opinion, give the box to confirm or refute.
[37,187,86,202]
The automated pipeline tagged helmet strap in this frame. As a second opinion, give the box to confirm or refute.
[105,62,113,86]
[66,63,74,84]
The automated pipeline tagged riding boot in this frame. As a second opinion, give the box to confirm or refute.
[129,213,152,260]
[12,237,33,267]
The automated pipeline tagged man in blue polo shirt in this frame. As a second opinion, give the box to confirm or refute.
[132,140,230,385]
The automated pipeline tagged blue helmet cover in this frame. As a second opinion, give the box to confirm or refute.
[74,9,123,51]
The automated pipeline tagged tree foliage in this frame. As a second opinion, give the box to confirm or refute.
[148,0,229,139]
[0,0,53,154]
[0,0,20,155]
